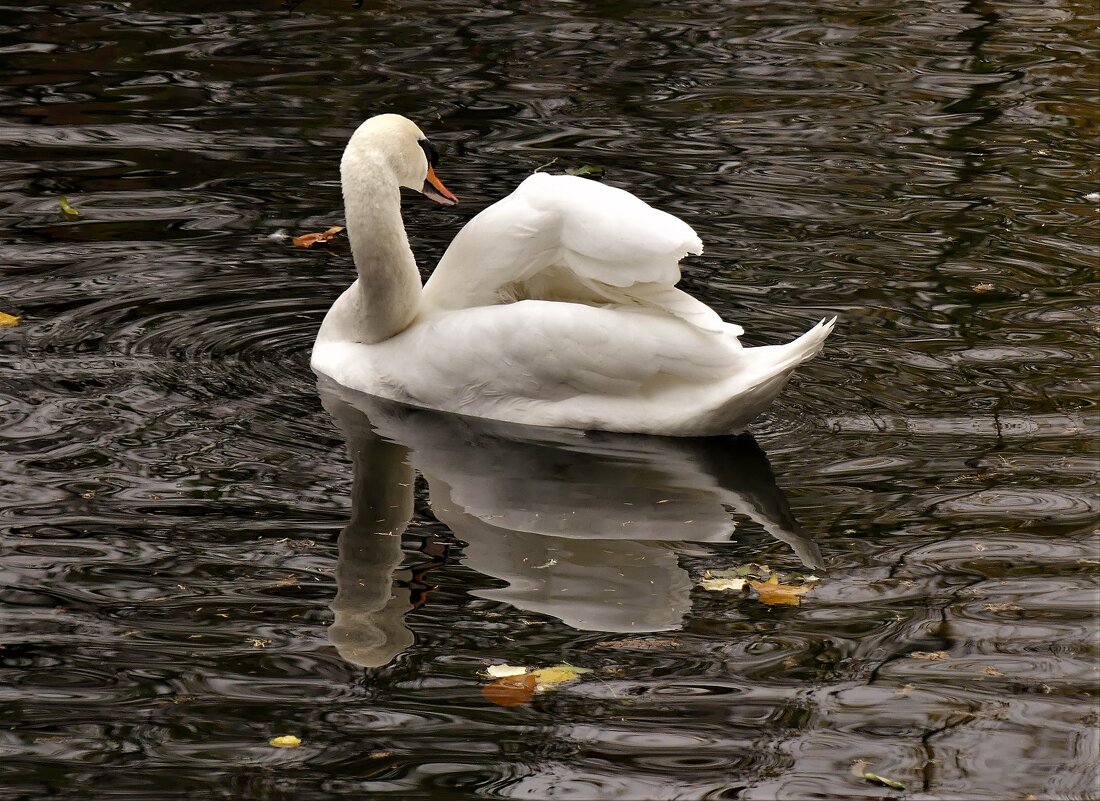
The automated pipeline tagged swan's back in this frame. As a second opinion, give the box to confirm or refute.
[420,173,708,319]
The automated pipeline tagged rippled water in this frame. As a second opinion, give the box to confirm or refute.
[1,1,1097,799]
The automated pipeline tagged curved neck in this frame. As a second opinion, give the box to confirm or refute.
[340,155,422,344]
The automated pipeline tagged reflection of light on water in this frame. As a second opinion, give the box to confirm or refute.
[321,379,823,666]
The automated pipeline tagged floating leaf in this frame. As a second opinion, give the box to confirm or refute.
[749,574,811,606]
[698,565,814,605]
[708,564,763,580]
[482,673,537,707]
[58,196,81,219]
[292,225,344,249]
[974,282,995,292]
[530,663,591,689]
[863,772,906,790]
[0,312,19,327]
[597,637,680,650]
[481,663,590,706]
[565,165,605,178]
[486,663,528,679]
[909,650,949,660]
[269,735,302,748]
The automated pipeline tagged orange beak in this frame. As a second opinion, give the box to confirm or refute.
[423,165,458,206]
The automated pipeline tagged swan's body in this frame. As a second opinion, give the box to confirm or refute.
[312,114,835,436]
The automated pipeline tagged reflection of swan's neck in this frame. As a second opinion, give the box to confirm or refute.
[328,408,417,667]
[341,152,422,344]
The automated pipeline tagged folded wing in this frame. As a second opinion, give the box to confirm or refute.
[420,173,728,333]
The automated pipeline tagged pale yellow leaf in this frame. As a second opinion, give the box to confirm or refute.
[909,650,949,660]
[269,735,301,748]
[486,663,528,678]
[699,577,747,592]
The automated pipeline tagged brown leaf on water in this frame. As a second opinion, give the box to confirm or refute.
[0,312,19,327]
[596,637,681,650]
[749,574,811,606]
[974,282,995,292]
[482,673,537,707]
[293,225,344,249]
[909,650,949,660]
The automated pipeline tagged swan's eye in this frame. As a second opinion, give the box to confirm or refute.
[418,139,440,168]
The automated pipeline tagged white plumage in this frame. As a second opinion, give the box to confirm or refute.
[312,114,835,436]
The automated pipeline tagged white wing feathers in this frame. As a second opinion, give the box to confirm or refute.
[419,173,722,332]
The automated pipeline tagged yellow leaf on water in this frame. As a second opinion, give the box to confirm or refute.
[269,735,302,748]
[0,312,19,327]
[749,574,811,606]
[530,663,591,689]
[58,195,81,219]
[863,771,906,790]
[699,577,748,592]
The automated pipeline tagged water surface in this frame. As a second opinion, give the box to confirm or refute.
[1,1,1097,799]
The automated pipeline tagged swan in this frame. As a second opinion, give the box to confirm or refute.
[311,114,835,436]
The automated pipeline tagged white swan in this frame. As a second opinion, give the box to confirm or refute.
[312,114,835,436]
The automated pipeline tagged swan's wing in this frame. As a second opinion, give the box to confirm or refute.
[420,173,729,333]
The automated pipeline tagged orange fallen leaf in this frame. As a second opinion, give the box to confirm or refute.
[482,673,537,707]
[974,282,995,292]
[749,574,811,606]
[293,225,344,249]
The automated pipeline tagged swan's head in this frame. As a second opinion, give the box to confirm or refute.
[343,114,458,206]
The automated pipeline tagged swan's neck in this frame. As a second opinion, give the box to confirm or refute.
[340,153,422,344]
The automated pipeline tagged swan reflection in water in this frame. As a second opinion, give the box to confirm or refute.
[320,380,823,668]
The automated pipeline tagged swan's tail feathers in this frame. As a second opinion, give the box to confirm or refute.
[781,315,836,369]
[740,316,836,382]
[697,316,837,435]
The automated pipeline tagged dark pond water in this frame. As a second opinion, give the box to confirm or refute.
[1,1,1098,798]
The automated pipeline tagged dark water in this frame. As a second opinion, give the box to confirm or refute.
[1,1,1098,798]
